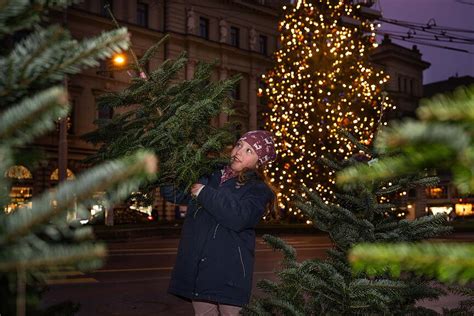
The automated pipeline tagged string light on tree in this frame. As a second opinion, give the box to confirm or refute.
[261,0,393,220]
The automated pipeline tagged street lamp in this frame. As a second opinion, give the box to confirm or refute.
[112,53,126,66]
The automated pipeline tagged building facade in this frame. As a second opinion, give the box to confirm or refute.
[10,1,466,222]
[6,0,288,220]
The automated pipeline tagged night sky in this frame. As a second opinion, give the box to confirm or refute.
[377,0,474,84]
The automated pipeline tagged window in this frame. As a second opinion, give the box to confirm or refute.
[426,186,448,199]
[5,165,32,180]
[230,81,241,100]
[137,2,149,27]
[199,17,209,39]
[100,0,113,17]
[98,105,114,120]
[230,27,240,47]
[257,78,267,106]
[97,60,114,78]
[259,35,268,55]
[50,168,76,181]
[56,99,75,134]
[5,165,33,214]
[6,186,33,213]
[67,101,74,134]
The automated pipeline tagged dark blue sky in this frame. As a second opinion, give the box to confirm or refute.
[378,0,474,84]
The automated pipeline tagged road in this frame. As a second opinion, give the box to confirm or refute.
[41,234,332,315]
[41,233,473,315]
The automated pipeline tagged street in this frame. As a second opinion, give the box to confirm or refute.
[41,234,332,315]
[41,233,473,315]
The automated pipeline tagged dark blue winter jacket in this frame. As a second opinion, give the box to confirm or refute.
[161,168,273,307]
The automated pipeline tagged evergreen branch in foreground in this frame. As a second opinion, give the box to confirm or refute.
[0,242,106,272]
[349,242,474,284]
[417,85,474,121]
[0,86,68,146]
[0,0,73,37]
[0,151,157,245]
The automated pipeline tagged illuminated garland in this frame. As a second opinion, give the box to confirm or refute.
[261,0,393,219]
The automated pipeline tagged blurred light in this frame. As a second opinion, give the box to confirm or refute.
[113,54,126,66]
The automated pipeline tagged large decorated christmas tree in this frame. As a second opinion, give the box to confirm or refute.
[262,0,392,219]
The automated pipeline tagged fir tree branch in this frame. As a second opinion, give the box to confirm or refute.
[337,85,474,194]
[139,34,169,68]
[0,242,106,272]
[0,0,73,37]
[0,86,68,146]
[418,85,474,122]
[350,242,474,284]
[262,234,297,262]
[0,27,130,107]
[0,151,157,245]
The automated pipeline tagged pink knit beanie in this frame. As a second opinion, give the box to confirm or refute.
[238,130,276,165]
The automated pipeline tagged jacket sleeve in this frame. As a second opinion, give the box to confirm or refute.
[159,175,210,205]
[159,185,191,205]
[196,182,273,232]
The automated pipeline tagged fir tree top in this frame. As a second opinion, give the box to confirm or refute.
[262,0,393,220]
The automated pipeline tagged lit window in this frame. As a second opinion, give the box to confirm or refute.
[50,168,76,181]
[5,186,33,213]
[5,165,33,179]
[425,186,448,199]
[4,165,33,213]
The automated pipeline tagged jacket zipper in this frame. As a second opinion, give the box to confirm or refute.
[237,246,246,278]
[193,206,202,218]
[213,224,220,239]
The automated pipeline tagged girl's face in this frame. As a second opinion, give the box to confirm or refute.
[230,140,259,172]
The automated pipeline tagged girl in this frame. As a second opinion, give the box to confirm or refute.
[161,130,276,316]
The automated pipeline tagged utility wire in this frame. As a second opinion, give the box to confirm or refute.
[375,30,474,45]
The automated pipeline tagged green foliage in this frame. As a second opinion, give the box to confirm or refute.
[84,40,241,191]
[337,85,474,195]
[0,0,74,37]
[245,135,450,315]
[1,24,130,109]
[337,85,474,255]
[350,243,474,284]
[0,1,157,314]
[339,86,474,313]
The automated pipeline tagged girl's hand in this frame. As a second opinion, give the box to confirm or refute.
[191,183,204,197]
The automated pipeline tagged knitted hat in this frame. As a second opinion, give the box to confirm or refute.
[238,130,276,165]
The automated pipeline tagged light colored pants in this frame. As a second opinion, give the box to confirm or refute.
[192,300,242,316]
